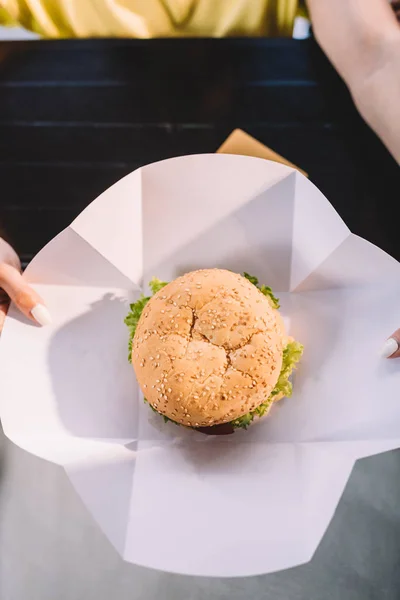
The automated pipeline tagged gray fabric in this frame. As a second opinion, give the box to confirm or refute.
[1,425,400,600]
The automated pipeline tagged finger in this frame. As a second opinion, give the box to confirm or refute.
[381,330,400,359]
[0,301,9,333]
[0,264,51,326]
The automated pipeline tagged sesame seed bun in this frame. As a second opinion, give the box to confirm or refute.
[132,269,287,428]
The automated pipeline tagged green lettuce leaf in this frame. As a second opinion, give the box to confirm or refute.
[243,272,259,286]
[124,278,168,361]
[149,277,168,295]
[273,340,304,399]
[243,272,280,309]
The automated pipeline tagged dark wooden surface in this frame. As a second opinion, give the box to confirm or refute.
[0,38,399,265]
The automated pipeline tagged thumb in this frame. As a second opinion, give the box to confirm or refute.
[381,330,400,359]
[0,263,51,326]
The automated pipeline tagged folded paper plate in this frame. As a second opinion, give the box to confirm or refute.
[1,154,400,577]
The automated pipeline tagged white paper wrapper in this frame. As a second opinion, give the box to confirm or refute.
[1,154,400,577]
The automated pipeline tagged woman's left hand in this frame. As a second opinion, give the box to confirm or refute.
[0,239,51,333]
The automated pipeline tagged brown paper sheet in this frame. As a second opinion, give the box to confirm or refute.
[217,129,308,177]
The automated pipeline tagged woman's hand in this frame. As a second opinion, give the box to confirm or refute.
[307,0,400,164]
[382,332,400,359]
[0,239,51,333]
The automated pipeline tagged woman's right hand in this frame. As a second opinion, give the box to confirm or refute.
[307,0,400,165]
[382,331,400,359]
[0,238,51,333]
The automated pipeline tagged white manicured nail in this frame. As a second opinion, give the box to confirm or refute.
[31,304,52,326]
[381,338,399,358]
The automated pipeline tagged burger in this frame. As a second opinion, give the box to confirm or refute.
[125,269,302,432]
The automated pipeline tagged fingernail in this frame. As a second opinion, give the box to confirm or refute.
[31,304,52,326]
[381,338,399,358]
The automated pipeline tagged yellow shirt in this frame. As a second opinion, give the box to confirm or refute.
[0,0,301,39]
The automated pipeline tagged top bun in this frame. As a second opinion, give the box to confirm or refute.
[132,269,286,427]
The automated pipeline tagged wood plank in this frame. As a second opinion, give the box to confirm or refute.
[0,164,132,210]
[0,39,321,83]
[2,208,80,260]
[0,84,345,124]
